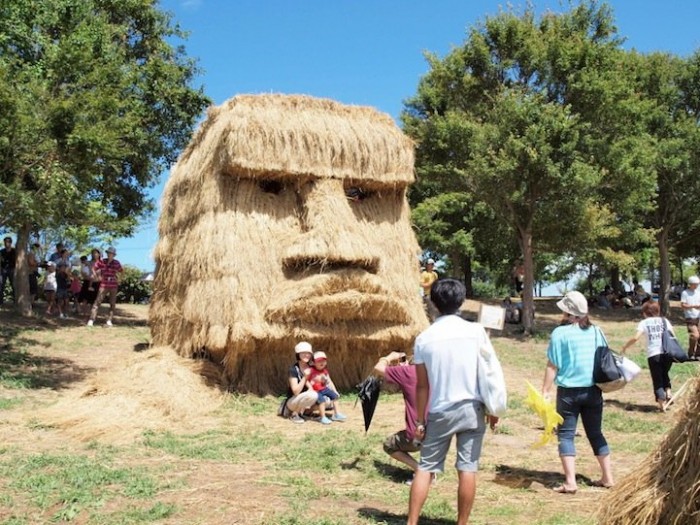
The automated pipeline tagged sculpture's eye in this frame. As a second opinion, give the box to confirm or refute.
[259,179,285,195]
[345,186,372,202]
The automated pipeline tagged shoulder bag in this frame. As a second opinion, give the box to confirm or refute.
[661,318,688,363]
[593,327,628,393]
[477,343,508,417]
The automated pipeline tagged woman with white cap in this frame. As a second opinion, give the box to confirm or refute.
[541,291,614,494]
[680,275,700,359]
[281,341,328,424]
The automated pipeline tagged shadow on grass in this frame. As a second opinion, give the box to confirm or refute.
[604,398,659,413]
[358,508,453,525]
[493,464,598,490]
[373,459,413,484]
[0,308,90,390]
[0,346,88,389]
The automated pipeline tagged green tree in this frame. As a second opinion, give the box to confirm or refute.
[403,2,627,333]
[117,265,152,304]
[0,0,210,315]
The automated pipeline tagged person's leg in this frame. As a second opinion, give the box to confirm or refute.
[662,356,673,400]
[407,470,433,525]
[0,271,6,304]
[647,356,666,410]
[687,322,699,358]
[107,288,117,322]
[90,287,107,322]
[580,387,613,487]
[383,431,420,472]
[456,471,477,525]
[556,388,580,490]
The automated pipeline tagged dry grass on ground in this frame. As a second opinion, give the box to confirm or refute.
[0,300,697,525]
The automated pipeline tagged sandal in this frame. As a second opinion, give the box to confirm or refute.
[552,485,577,494]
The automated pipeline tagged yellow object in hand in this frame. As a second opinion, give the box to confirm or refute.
[525,381,563,447]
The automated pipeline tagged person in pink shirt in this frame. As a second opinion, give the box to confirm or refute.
[87,247,123,327]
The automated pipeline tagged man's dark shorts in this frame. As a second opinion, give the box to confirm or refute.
[383,429,421,455]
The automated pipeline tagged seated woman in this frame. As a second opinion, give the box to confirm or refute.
[281,341,328,424]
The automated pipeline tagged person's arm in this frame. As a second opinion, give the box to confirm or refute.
[414,364,429,440]
[621,331,643,353]
[542,360,558,400]
[288,370,309,397]
[373,351,406,376]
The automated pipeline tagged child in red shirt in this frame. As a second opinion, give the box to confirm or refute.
[305,351,347,424]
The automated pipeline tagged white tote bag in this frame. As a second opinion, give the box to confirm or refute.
[476,344,508,417]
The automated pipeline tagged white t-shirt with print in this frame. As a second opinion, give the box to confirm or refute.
[636,317,673,358]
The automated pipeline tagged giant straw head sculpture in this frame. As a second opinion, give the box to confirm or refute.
[150,94,429,394]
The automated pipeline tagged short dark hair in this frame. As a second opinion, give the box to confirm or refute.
[430,278,466,315]
[3,237,11,243]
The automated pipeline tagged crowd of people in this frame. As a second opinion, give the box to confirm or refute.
[0,238,123,327]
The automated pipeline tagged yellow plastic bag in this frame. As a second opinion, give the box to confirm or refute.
[524,381,563,447]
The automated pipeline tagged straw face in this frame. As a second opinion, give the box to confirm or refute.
[150,94,429,393]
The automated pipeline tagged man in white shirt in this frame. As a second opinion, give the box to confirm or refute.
[680,275,700,359]
[407,278,499,525]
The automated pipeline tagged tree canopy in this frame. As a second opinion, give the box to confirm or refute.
[0,0,210,313]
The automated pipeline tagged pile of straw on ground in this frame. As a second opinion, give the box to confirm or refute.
[150,94,429,394]
[598,375,700,525]
[39,347,224,444]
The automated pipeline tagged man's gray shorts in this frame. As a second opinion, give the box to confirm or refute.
[419,399,486,473]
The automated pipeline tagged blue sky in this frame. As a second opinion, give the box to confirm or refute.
[113,0,700,270]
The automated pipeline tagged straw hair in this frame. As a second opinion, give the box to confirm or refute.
[150,93,429,394]
[597,375,700,524]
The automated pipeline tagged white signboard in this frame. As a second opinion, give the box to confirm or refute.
[478,304,506,331]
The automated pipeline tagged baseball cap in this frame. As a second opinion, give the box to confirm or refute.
[556,290,588,317]
[427,258,435,265]
[689,276,700,285]
[294,341,312,354]
[46,261,55,267]
[313,351,327,361]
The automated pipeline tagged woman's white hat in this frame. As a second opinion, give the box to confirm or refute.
[294,341,312,354]
[556,290,588,317]
[688,276,700,284]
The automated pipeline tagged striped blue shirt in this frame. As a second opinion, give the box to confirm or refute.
[547,324,602,388]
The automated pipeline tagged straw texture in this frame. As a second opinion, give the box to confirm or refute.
[597,375,700,525]
[150,94,429,394]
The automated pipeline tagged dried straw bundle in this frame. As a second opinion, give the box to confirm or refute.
[40,347,224,444]
[150,94,429,394]
[598,375,700,525]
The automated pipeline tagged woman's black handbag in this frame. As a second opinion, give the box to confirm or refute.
[593,328,626,392]
[661,319,688,363]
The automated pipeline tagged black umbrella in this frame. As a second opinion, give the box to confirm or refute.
[355,375,382,433]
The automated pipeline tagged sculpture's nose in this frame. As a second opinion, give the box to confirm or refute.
[283,178,379,273]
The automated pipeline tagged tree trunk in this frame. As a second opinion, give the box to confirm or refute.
[658,228,671,316]
[518,227,535,335]
[14,223,33,317]
[610,266,621,294]
[463,254,473,298]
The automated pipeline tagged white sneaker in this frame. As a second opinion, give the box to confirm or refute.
[106,320,113,327]
[86,319,94,327]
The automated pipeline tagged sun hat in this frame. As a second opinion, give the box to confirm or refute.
[294,341,312,354]
[313,351,327,361]
[106,246,116,255]
[556,290,589,317]
[689,276,700,285]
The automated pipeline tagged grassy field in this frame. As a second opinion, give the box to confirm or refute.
[0,300,697,525]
